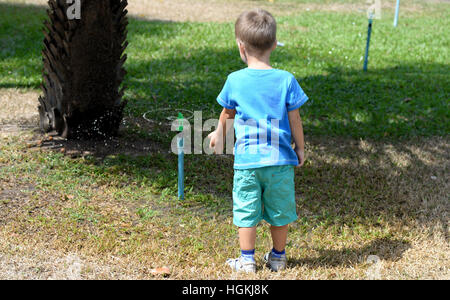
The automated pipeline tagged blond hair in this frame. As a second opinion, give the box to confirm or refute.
[235,9,277,55]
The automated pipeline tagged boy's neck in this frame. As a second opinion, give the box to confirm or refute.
[246,53,272,70]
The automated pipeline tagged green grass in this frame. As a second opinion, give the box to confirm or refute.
[0,2,448,139]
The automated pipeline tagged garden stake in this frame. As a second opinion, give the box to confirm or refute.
[363,17,373,72]
[394,0,400,27]
[177,113,185,200]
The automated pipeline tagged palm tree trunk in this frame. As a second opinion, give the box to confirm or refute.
[39,0,128,139]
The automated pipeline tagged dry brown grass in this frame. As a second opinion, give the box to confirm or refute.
[0,127,448,280]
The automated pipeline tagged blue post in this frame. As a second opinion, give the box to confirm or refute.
[177,113,184,200]
[178,137,184,200]
[394,0,400,27]
[363,18,373,72]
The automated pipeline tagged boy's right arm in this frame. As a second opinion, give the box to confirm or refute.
[208,108,236,154]
[288,108,305,167]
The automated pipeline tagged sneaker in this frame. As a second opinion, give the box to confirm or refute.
[263,251,287,272]
[226,256,256,273]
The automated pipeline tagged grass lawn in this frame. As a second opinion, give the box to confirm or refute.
[0,0,448,279]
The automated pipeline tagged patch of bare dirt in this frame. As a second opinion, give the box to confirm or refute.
[0,0,429,23]
[0,88,39,125]
[0,242,145,279]
[0,87,166,156]
[0,88,39,139]
[19,115,168,159]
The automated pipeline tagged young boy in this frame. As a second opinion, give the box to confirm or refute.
[208,9,308,273]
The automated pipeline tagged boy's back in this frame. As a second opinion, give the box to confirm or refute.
[218,68,308,169]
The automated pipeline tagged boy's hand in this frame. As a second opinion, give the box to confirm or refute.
[208,130,224,154]
[295,148,305,167]
[209,108,235,154]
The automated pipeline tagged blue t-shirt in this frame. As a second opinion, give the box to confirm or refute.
[217,68,308,169]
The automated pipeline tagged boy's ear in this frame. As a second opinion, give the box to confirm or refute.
[236,39,248,64]
[272,40,278,51]
[237,39,245,51]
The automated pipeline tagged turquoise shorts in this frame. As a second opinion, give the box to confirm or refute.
[232,165,297,227]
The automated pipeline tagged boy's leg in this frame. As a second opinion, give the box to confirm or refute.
[264,224,289,271]
[239,226,257,250]
[227,169,261,273]
[270,224,288,252]
[261,166,297,227]
[261,165,297,271]
[226,226,257,273]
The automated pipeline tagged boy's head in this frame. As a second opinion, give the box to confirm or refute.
[235,9,277,59]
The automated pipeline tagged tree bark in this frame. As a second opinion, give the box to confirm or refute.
[39,0,128,139]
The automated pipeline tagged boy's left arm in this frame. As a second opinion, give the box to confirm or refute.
[288,108,305,167]
[208,108,236,154]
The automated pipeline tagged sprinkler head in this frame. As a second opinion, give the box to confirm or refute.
[178,112,184,131]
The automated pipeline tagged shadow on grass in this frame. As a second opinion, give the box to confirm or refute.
[38,130,448,243]
[125,54,449,139]
[289,237,412,268]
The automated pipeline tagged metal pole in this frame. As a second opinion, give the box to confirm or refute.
[363,18,373,72]
[177,113,184,200]
[178,138,184,200]
[394,0,400,27]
